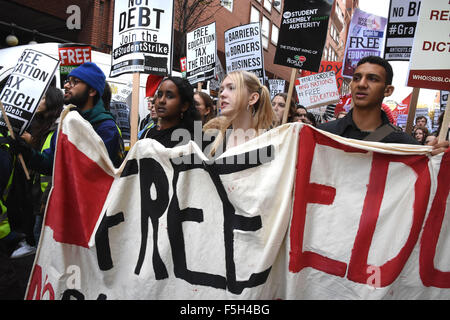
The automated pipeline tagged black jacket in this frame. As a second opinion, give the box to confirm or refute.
[318,109,419,145]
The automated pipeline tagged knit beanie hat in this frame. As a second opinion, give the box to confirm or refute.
[68,62,106,96]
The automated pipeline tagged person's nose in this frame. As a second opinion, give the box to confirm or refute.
[357,76,368,88]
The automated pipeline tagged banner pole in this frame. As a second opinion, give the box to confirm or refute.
[405,87,420,134]
[0,101,30,180]
[282,69,297,125]
[438,98,450,142]
[130,72,140,148]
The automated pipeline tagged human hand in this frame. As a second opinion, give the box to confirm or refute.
[429,138,450,156]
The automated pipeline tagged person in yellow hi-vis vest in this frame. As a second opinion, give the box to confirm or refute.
[21,86,64,245]
[0,128,22,299]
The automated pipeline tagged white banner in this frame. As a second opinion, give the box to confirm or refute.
[26,111,450,300]
[295,71,340,108]
[110,0,174,77]
[186,22,216,85]
[224,22,265,83]
[0,49,59,135]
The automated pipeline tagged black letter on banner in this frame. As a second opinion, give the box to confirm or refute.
[167,154,227,290]
[135,158,169,279]
[95,211,125,271]
[167,146,274,294]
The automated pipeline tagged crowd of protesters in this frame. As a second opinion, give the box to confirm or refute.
[0,56,449,299]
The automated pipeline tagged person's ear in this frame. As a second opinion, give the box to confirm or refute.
[384,85,394,98]
[89,88,97,97]
[181,101,189,113]
[248,92,260,107]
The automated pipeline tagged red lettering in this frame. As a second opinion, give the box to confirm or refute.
[289,127,367,277]
[347,153,431,287]
[26,264,55,300]
[420,150,450,288]
[430,10,439,20]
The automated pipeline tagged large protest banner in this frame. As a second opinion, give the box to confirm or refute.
[26,110,450,300]
[58,44,91,87]
[186,22,216,85]
[406,0,450,91]
[224,22,265,83]
[384,0,421,61]
[110,0,174,77]
[0,49,59,135]
[300,61,344,94]
[342,8,387,77]
[295,71,340,108]
[273,0,332,72]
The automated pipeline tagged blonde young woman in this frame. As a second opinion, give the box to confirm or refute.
[203,70,276,157]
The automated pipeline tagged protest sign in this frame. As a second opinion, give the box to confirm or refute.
[273,0,332,72]
[407,0,450,91]
[186,22,216,85]
[111,81,133,104]
[224,22,265,83]
[268,79,285,100]
[26,110,450,300]
[110,0,174,77]
[300,61,344,94]
[209,59,226,97]
[295,71,340,108]
[58,44,91,87]
[180,57,187,78]
[0,49,59,135]
[441,91,449,112]
[384,0,421,61]
[342,8,387,78]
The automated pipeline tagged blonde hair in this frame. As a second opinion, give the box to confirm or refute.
[203,70,276,156]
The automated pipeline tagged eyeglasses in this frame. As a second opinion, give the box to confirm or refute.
[64,78,83,88]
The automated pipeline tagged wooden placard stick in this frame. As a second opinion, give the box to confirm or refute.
[130,72,140,148]
[0,101,30,180]
[282,69,297,125]
[405,87,420,134]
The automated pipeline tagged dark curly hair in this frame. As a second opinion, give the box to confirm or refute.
[160,76,201,132]
[29,86,64,149]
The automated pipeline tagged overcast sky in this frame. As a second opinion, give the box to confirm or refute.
[358,0,438,105]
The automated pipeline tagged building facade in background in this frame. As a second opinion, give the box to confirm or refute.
[0,0,359,95]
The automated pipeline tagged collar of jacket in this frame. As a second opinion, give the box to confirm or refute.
[336,108,391,134]
[81,99,115,124]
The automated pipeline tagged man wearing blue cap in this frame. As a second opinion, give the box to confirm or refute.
[62,62,121,165]
[8,62,122,174]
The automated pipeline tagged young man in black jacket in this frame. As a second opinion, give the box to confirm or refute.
[318,56,449,155]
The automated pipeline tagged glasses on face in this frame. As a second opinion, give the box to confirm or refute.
[64,78,83,88]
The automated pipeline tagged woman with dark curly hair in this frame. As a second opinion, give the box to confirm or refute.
[271,92,296,125]
[139,76,201,148]
[412,126,429,145]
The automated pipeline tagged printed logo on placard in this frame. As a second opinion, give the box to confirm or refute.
[283,11,292,19]
[287,55,306,68]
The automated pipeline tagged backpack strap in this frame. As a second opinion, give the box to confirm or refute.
[363,123,397,142]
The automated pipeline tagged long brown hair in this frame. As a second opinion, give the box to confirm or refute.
[203,70,276,156]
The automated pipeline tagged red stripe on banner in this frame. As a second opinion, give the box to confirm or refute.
[289,127,367,277]
[420,149,450,288]
[45,132,114,248]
